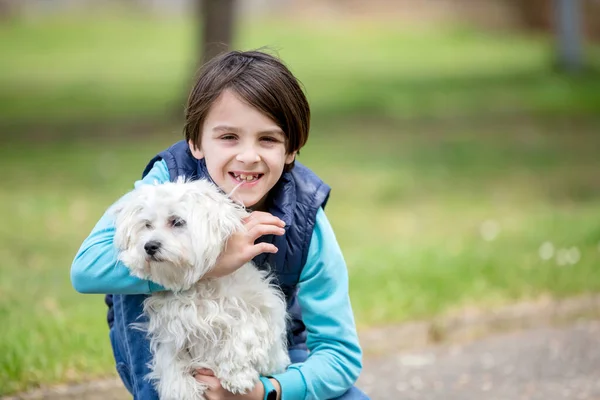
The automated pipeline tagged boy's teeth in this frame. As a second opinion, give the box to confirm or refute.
[233,173,259,182]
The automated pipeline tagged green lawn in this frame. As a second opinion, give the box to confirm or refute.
[1,15,599,132]
[1,13,600,395]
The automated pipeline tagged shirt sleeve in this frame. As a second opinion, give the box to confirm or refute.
[70,159,169,294]
[271,207,363,400]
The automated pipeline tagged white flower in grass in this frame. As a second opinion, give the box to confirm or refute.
[480,219,500,242]
[539,241,555,261]
[566,247,581,265]
[556,248,569,266]
[556,246,581,266]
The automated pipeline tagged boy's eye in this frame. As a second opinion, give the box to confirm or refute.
[220,134,237,140]
[261,136,278,143]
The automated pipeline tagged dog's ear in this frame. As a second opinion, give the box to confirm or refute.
[185,179,247,247]
[109,190,145,251]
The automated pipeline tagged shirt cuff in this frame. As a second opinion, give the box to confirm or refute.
[271,367,307,400]
[148,281,165,293]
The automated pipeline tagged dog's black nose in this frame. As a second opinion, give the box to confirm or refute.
[144,241,161,256]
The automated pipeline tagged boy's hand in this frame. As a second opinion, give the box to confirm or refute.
[193,369,280,400]
[205,211,285,279]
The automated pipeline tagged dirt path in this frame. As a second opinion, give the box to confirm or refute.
[358,320,600,399]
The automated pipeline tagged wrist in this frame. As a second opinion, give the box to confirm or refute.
[258,377,281,400]
[270,378,281,400]
[247,380,264,400]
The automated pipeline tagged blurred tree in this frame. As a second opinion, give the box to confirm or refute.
[507,0,584,72]
[0,0,16,19]
[512,0,552,30]
[554,0,583,72]
[172,0,236,117]
[200,0,237,64]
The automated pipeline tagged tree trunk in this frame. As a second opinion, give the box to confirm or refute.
[200,0,237,65]
[554,0,584,72]
[0,0,17,20]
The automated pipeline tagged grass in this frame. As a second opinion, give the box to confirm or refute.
[1,12,600,395]
[1,14,599,134]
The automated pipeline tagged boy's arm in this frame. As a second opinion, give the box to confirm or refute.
[271,208,363,400]
[70,160,170,294]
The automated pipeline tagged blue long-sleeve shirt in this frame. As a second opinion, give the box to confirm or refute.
[71,159,362,400]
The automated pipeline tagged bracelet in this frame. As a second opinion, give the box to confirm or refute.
[259,376,277,400]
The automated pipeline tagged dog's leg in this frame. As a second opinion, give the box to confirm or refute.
[266,333,291,374]
[216,319,289,394]
[263,292,292,375]
[218,365,259,395]
[150,341,207,400]
[210,325,263,395]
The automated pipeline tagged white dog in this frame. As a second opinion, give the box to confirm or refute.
[112,178,290,400]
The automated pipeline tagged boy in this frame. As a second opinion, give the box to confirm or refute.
[71,50,369,400]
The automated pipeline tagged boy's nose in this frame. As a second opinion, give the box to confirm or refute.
[236,147,261,163]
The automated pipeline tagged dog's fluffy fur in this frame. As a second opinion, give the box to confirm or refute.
[112,179,290,400]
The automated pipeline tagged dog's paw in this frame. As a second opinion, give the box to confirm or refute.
[158,375,208,400]
[220,371,258,395]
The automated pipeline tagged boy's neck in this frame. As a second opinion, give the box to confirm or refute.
[249,195,270,213]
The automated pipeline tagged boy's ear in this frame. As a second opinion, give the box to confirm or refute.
[188,140,204,159]
[285,151,297,165]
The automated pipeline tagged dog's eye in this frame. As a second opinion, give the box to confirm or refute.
[171,218,186,228]
[144,222,153,229]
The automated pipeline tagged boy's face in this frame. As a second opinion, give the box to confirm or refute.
[189,89,296,210]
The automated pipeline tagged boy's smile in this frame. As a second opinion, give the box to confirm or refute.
[229,171,263,184]
[189,89,296,210]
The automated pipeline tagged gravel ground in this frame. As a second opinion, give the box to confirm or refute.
[357,320,600,400]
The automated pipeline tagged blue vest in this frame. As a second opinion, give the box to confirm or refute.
[107,140,330,348]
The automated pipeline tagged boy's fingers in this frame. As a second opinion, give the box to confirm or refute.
[249,243,278,259]
[244,212,285,230]
[245,219,285,233]
[194,374,219,389]
[247,224,285,242]
[244,211,272,221]
[196,368,214,376]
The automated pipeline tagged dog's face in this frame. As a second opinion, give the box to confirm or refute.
[112,179,248,291]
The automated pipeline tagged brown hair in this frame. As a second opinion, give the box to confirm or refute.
[184,50,310,171]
